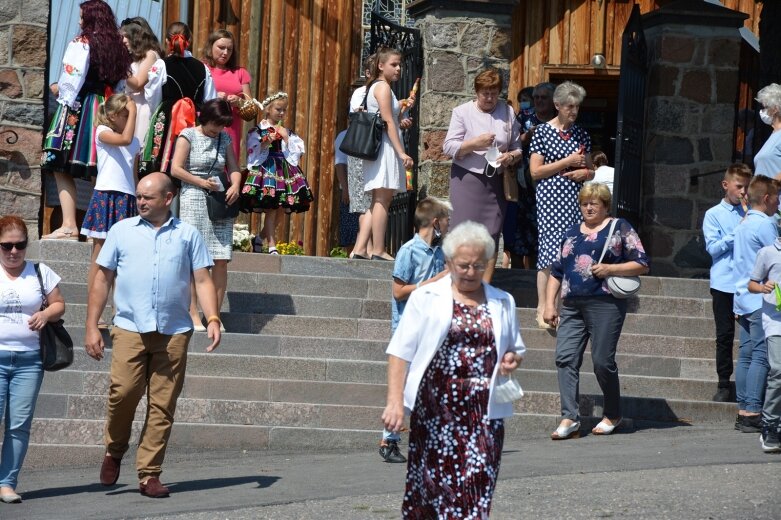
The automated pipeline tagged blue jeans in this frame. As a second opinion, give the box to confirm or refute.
[0,350,43,489]
[736,310,769,413]
[382,429,400,443]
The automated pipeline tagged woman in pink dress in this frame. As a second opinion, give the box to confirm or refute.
[201,29,252,161]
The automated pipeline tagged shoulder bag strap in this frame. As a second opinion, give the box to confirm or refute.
[597,218,619,264]
[362,80,379,112]
[203,133,223,192]
[33,262,48,309]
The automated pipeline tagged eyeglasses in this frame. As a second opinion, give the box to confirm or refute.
[0,240,27,251]
[453,262,487,273]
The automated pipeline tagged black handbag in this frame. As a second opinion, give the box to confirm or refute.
[339,81,387,160]
[203,133,240,220]
[34,263,73,372]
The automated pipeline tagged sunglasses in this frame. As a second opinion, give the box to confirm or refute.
[0,240,28,251]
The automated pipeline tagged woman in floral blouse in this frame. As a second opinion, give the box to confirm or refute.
[543,182,649,440]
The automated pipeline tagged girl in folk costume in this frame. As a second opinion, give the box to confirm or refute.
[119,17,166,148]
[80,94,139,291]
[240,92,313,254]
[41,0,132,240]
[139,22,217,176]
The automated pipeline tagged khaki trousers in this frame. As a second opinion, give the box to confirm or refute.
[104,327,192,480]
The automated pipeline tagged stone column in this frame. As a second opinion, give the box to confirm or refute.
[409,0,517,199]
[0,0,48,238]
[640,1,746,277]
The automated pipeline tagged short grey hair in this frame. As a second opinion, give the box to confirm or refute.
[533,82,556,96]
[553,81,586,106]
[442,221,495,261]
[757,83,781,112]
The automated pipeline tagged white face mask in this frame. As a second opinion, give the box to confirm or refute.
[520,101,531,110]
[760,108,774,125]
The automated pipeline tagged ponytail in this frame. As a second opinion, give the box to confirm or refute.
[166,22,192,57]
[366,47,401,85]
[94,93,130,128]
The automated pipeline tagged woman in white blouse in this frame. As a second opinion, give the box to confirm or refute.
[382,221,525,517]
[0,216,65,503]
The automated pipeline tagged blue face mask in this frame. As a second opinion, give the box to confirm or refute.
[520,101,531,110]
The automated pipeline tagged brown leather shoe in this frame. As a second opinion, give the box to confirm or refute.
[139,477,170,498]
[99,455,122,486]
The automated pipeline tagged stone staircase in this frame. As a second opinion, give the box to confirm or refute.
[19,240,734,467]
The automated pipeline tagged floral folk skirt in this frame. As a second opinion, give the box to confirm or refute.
[403,300,504,520]
[80,190,138,239]
[42,92,104,179]
[240,152,313,213]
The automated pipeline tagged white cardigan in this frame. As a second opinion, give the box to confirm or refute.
[386,275,526,420]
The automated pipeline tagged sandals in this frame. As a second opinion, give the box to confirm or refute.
[592,417,622,435]
[41,227,78,240]
[551,420,581,440]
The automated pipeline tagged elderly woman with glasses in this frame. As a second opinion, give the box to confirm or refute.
[382,221,525,518]
[543,183,648,440]
[443,69,522,281]
[529,81,595,331]
[0,216,65,503]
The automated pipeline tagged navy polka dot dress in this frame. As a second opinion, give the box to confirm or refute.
[529,123,592,269]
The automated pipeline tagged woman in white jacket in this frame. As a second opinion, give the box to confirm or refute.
[382,221,525,519]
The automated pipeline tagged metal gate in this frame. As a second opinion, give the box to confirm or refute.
[612,4,647,229]
[370,11,423,255]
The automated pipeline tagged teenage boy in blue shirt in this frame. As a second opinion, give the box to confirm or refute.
[703,164,751,402]
[733,175,779,432]
[379,197,451,463]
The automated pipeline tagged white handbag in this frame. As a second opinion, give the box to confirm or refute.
[598,218,641,299]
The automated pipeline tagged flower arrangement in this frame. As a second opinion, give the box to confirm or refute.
[329,247,348,258]
[276,241,305,255]
[232,223,254,252]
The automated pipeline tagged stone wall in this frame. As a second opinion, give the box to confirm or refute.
[415,10,513,199]
[640,16,744,277]
[0,0,48,238]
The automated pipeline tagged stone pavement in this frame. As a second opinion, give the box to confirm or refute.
[6,423,781,519]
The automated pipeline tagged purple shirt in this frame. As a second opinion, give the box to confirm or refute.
[443,100,521,174]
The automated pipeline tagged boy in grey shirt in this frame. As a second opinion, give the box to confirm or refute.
[748,237,781,452]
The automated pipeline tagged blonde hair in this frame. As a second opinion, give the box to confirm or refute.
[95,93,130,128]
[261,91,288,111]
[578,182,612,210]
[414,197,452,229]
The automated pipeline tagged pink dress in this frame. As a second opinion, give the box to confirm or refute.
[207,66,252,161]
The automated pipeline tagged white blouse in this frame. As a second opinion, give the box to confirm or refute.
[56,37,90,108]
[246,121,306,168]
[0,262,61,352]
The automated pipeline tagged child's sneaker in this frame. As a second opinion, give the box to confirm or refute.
[759,426,781,453]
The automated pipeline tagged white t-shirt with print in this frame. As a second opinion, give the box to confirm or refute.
[94,125,140,196]
[0,262,61,352]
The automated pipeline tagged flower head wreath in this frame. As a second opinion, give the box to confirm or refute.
[261,91,288,108]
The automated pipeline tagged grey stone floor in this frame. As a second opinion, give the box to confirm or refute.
[8,423,781,519]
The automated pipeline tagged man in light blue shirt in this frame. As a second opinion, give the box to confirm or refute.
[703,164,750,402]
[85,173,221,498]
[733,175,778,433]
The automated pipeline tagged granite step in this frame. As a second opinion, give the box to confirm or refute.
[57,281,716,319]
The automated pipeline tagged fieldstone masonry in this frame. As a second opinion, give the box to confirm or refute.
[411,0,516,199]
[0,0,48,238]
[640,2,747,277]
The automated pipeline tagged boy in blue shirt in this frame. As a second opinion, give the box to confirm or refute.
[703,164,750,402]
[379,197,451,463]
[733,175,779,432]
[748,238,781,452]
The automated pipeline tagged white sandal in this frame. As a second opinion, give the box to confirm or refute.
[551,421,581,440]
[592,417,622,435]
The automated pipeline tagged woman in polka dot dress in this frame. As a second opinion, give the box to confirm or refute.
[529,81,595,331]
[382,222,526,519]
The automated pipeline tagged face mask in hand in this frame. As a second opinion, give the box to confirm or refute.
[760,108,774,126]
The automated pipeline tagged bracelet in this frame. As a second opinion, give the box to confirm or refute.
[206,315,221,325]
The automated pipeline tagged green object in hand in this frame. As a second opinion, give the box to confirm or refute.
[775,283,781,311]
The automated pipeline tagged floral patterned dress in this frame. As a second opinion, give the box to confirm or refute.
[403,300,504,520]
[550,217,649,299]
[240,122,313,213]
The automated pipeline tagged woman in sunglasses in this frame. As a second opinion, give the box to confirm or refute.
[0,216,65,503]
